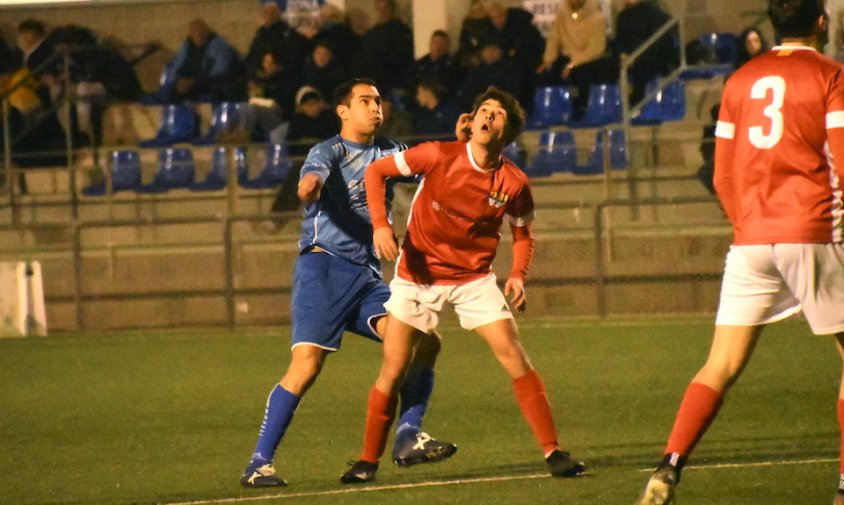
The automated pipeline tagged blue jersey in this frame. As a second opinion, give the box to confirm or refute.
[298,135,407,275]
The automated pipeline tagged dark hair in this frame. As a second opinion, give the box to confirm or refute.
[333,78,378,106]
[768,0,824,38]
[735,26,770,67]
[416,78,447,100]
[470,86,525,145]
[431,30,449,39]
[18,19,45,36]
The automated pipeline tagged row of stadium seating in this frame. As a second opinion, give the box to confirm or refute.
[136,79,688,150]
[81,143,292,195]
[523,128,628,177]
[529,80,686,130]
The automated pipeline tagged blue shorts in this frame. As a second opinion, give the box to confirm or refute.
[290,251,389,351]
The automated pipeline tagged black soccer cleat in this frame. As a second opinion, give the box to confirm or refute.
[392,431,458,467]
[340,460,379,484]
[240,463,288,488]
[545,450,586,478]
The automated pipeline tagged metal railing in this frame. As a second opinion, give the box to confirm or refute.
[0,194,729,331]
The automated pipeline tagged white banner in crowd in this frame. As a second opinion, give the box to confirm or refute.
[522,0,562,37]
[0,261,47,337]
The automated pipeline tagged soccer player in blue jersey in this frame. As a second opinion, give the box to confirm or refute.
[240,78,457,488]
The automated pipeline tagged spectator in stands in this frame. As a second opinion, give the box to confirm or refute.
[537,0,619,120]
[245,2,310,81]
[456,0,494,68]
[286,86,338,156]
[0,57,66,174]
[168,19,247,102]
[301,41,347,104]
[378,94,414,140]
[234,50,293,143]
[615,0,679,107]
[485,2,545,110]
[459,38,525,111]
[414,30,461,95]
[352,0,414,95]
[40,25,141,146]
[735,26,770,69]
[413,78,460,140]
[695,103,719,195]
[309,4,360,74]
[16,19,53,73]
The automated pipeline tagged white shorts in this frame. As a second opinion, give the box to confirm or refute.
[715,243,844,335]
[385,273,513,333]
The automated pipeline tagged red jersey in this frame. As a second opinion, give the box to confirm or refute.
[714,45,844,244]
[372,141,535,285]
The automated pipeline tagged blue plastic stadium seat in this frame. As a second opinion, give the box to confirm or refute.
[138,63,176,105]
[502,141,524,167]
[190,146,248,191]
[632,79,686,125]
[527,130,576,177]
[82,149,142,196]
[192,102,244,145]
[701,32,738,65]
[571,84,622,128]
[136,147,195,192]
[527,86,573,129]
[241,143,292,189]
[680,32,738,80]
[139,104,199,148]
[576,128,628,175]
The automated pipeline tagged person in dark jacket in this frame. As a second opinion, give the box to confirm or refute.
[616,0,679,106]
[352,0,414,95]
[245,2,310,80]
[309,4,360,74]
[168,19,247,102]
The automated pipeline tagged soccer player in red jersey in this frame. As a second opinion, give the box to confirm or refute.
[634,1,844,504]
[338,87,586,483]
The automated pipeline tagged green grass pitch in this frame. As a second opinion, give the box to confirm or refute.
[0,317,840,504]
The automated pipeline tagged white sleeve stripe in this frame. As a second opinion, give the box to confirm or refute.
[394,151,412,176]
[827,111,844,129]
[508,211,535,227]
[714,121,735,139]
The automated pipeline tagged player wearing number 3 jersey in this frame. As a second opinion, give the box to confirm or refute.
[634,1,844,504]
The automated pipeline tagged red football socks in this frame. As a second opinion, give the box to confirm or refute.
[664,382,723,458]
[838,399,844,473]
[360,386,398,463]
[513,368,560,455]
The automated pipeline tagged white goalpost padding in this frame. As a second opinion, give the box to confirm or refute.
[0,261,47,337]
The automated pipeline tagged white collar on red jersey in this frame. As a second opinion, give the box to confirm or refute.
[772,44,817,52]
[465,141,501,173]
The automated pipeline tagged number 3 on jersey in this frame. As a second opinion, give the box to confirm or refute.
[749,76,786,149]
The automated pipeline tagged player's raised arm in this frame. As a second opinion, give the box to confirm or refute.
[297,172,324,202]
[365,156,403,261]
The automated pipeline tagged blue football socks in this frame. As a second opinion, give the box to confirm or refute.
[395,365,434,444]
[247,384,301,469]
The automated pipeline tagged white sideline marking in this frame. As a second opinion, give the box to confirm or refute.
[162,472,550,505]
[164,458,838,505]
[637,457,838,473]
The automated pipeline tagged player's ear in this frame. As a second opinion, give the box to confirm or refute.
[336,103,348,121]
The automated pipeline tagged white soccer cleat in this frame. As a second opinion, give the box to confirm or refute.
[634,465,678,505]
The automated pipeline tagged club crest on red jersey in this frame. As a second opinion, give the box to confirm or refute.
[488,191,509,208]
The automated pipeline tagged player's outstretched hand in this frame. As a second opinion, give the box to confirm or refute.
[373,226,399,261]
[504,277,526,312]
[455,113,472,142]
